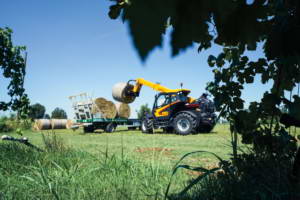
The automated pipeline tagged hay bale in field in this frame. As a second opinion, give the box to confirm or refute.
[51,119,69,129]
[34,119,51,130]
[94,98,117,119]
[115,103,131,118]
[33,120,39,130]
[66,120,73,129]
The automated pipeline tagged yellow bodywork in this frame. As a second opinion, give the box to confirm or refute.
[133,78,190,94]
[132,78,196,103]
[154,101,179,117]
[129,78,196,117]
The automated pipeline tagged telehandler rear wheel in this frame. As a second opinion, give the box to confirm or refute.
[173,113,196,135]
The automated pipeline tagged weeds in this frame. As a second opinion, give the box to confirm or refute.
[42,131,69,153]
[0,139,177,200]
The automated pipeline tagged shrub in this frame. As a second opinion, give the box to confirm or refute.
[0,117,13,132]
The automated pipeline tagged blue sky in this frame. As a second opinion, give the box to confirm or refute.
[0,0,271,118]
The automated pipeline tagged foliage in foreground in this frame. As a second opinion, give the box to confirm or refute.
[0,137,181,200]
[167,150,300,200]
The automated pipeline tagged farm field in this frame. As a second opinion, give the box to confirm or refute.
[1,124,299,199]
[15,124,235,165]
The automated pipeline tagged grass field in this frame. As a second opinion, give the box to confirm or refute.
[17,124,235,165]
[1,124,298,199]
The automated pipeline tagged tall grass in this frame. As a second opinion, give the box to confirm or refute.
[0,134,187,200]
[166,150,300,200]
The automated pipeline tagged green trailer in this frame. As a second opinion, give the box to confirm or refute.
[77,118,141,133]
[69,93,141,133]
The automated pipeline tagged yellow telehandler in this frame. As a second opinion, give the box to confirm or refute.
[112,78,216,135]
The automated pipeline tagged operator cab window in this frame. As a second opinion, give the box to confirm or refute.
[178,93,188,102]
[156,95,170,108]
[170,94,178,103]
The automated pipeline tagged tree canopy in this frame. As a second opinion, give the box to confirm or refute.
[28,103,46,120]
[51,107,67,119]
[0,27,30,118]
[109,0,299,61]
[136,103,151,119]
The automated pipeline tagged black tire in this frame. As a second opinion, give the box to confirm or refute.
[141,118,153,134]
[163,127,174,134]
[83,125,94,133]
[105,123,116,133]
[173,113,197,135]
[198,124,214,133]
[128,127,137,130]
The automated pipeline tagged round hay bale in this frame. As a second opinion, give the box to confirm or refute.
[115,103,131,118]
[33,120,39,131]
[66,120,73,129]
[35,119,51,130]
[91,104,100,114]
[102,101,117,119]
[51,119,68,129]
[112,82,136,104]
[94,98,117,119]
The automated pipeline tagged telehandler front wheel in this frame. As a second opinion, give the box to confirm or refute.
[141,119,153,134]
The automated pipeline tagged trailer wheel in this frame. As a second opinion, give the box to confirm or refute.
[105,123,116,133]
[141,118,153,134]
[173,113,196,135]
[83,125,94,133]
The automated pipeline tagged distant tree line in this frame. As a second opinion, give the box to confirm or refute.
[28,103,67,120]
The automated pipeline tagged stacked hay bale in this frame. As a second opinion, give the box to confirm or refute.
[92,97,131,119]
[93,98,117,118]
[115,102,131,118]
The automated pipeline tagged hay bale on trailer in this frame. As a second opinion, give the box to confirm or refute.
[115,103,131,118]
[34,119,52,130]
[94,98,117,119]
[91,104,100,114]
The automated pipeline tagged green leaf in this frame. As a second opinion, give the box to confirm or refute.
[108,5,122,20]
[207,55,216,67]
[122,0,173,61]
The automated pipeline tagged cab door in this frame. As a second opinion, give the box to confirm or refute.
[153,94,171,120]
